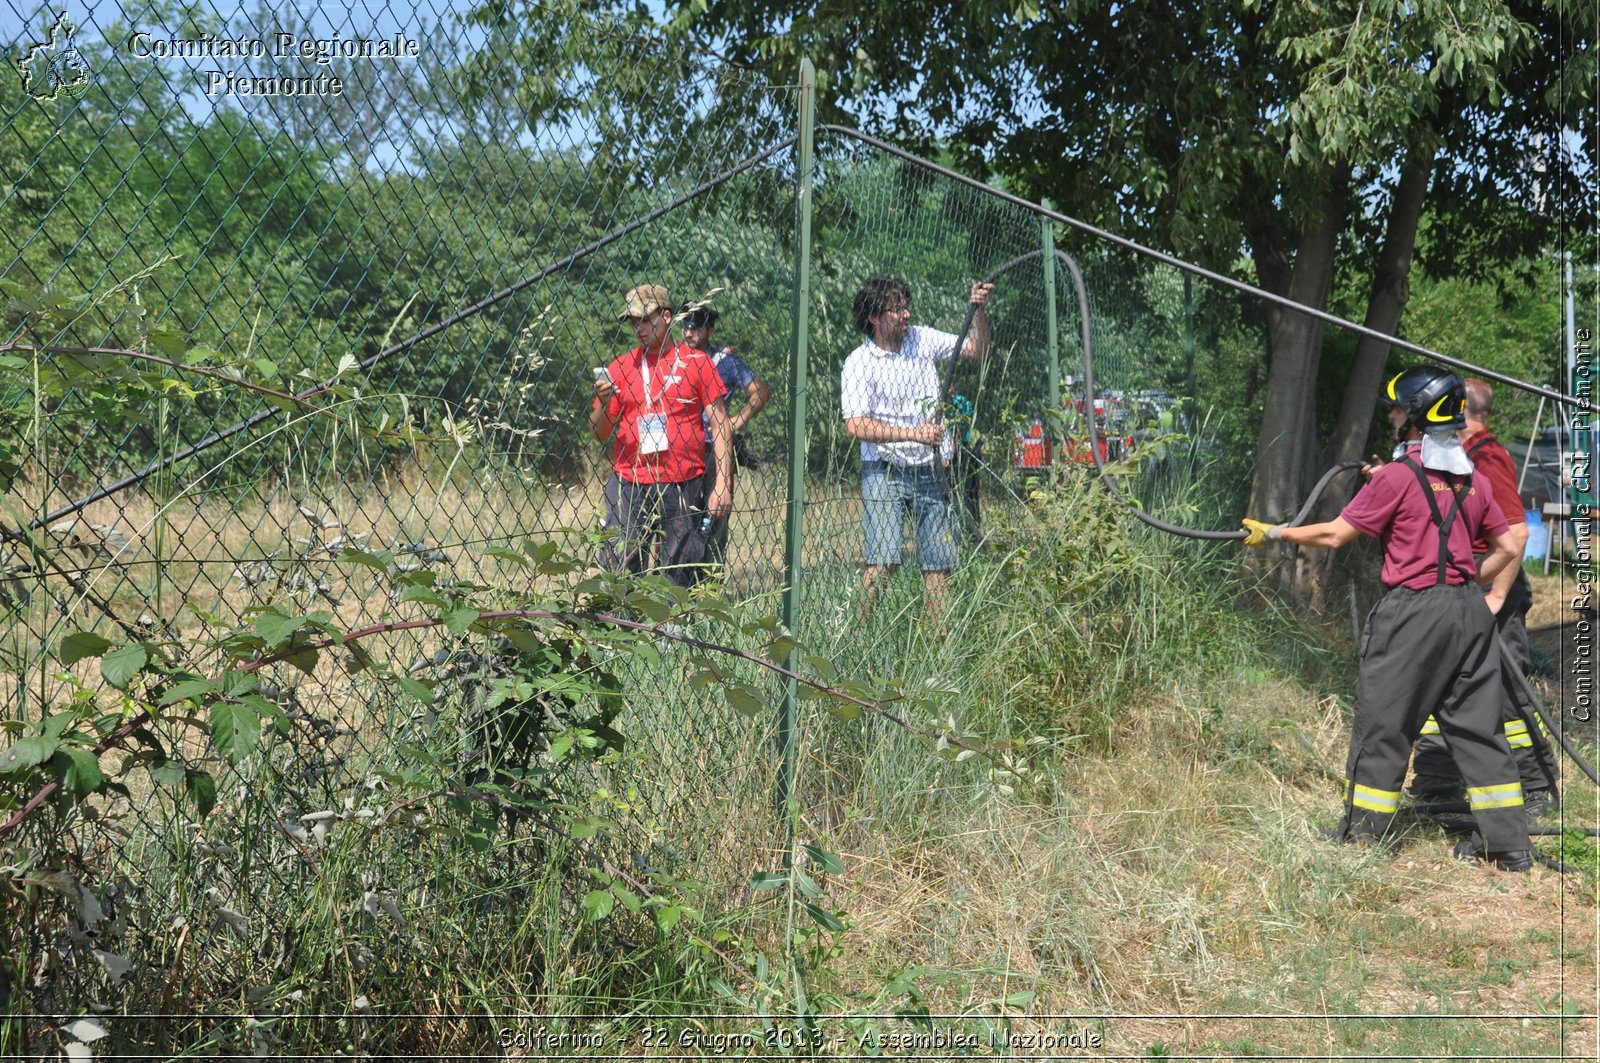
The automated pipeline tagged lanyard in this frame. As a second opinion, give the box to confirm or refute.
[639,345,679,414]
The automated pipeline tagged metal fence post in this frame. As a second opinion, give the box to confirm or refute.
[1041,201,1060,421]
[777,58,815,818]
[1185,272,1197,405]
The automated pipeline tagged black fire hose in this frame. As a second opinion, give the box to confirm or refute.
[1414,805,1598,838]
[1500,629,1599,788]
[935,249,1364,537]
[1498,630,1598,874]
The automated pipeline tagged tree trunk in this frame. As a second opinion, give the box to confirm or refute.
[1322,147,1435,488]
[1245,164,1350,603]
[1304,148,1435,594]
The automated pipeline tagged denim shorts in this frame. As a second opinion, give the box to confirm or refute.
[861,460,956,571]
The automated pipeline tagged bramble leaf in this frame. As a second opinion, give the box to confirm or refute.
[59,631,113,665]
[185,769,216,815]
[57,747,105,795]
[0,734,59,774]
[159,678,220,707]
[442,607,479,634]
[101,644,148,689]
[396,675,434,704]
[724,684,763,716]
[210,701,261,763]
[582,889,615,920]
[254,609,307,644]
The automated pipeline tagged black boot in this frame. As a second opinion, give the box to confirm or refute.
[1523,788,1561,821]
[1452,838,1532,872]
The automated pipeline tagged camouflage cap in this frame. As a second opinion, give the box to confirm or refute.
[617,284,671,321]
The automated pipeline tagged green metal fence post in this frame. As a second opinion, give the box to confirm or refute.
[1185,272,1196,405]
[777,58,816,818]
[1041,201,1060,423]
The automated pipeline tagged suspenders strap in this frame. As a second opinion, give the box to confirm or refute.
[1402,455,1468,586]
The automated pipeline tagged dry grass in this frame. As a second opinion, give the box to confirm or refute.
[0,452,892,808]
[808,655,1598,1057]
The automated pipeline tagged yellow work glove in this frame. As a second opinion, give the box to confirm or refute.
[1241,518,1286,547]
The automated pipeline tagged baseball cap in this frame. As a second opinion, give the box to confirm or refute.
[617,284,671,321]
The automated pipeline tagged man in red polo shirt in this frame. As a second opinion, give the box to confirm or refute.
[590,284,731,587]
[1409,378,1561,813]
[1243,365,1532,871]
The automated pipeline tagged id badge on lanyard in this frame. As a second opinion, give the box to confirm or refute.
[637,353,669,455]
[638,414,668,454]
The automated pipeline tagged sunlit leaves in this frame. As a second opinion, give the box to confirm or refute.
[802,903,845,932]
[99,644,148,690]
[800,843,845,875]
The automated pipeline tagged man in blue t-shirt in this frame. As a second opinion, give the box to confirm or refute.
[681,304,770,573]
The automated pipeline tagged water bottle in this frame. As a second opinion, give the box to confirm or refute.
[1522,508,1547,562]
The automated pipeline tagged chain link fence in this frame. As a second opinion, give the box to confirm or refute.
[0,2,807,1051]
[0,0,1278,1053]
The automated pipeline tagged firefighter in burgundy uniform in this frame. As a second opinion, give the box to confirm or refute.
[1243,365,1533,871]
[1408,378,1560,815]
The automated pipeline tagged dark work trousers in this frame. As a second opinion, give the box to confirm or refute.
[700,443,733,571]
[1410,565,1560,794]
[602,475,706,588]
[1339,583,1530,853]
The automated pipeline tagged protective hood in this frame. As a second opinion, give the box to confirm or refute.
[1392,430,1475,475]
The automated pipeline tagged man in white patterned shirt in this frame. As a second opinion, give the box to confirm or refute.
[841,276,992,618]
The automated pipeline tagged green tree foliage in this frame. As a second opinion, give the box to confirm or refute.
[1,2,787,489]
[660,0,1596,598]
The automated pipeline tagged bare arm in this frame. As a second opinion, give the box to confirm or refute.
[732,377,770,433]
[1476,527,1520,593]
[960,282,993,360]
[590,378,618,442]
[845,417,943,445]
[1278,516,1364,550]
[706,398,733,518]
[1482,523,1528,613]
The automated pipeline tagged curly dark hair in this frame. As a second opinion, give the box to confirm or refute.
[851,276,911,336]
